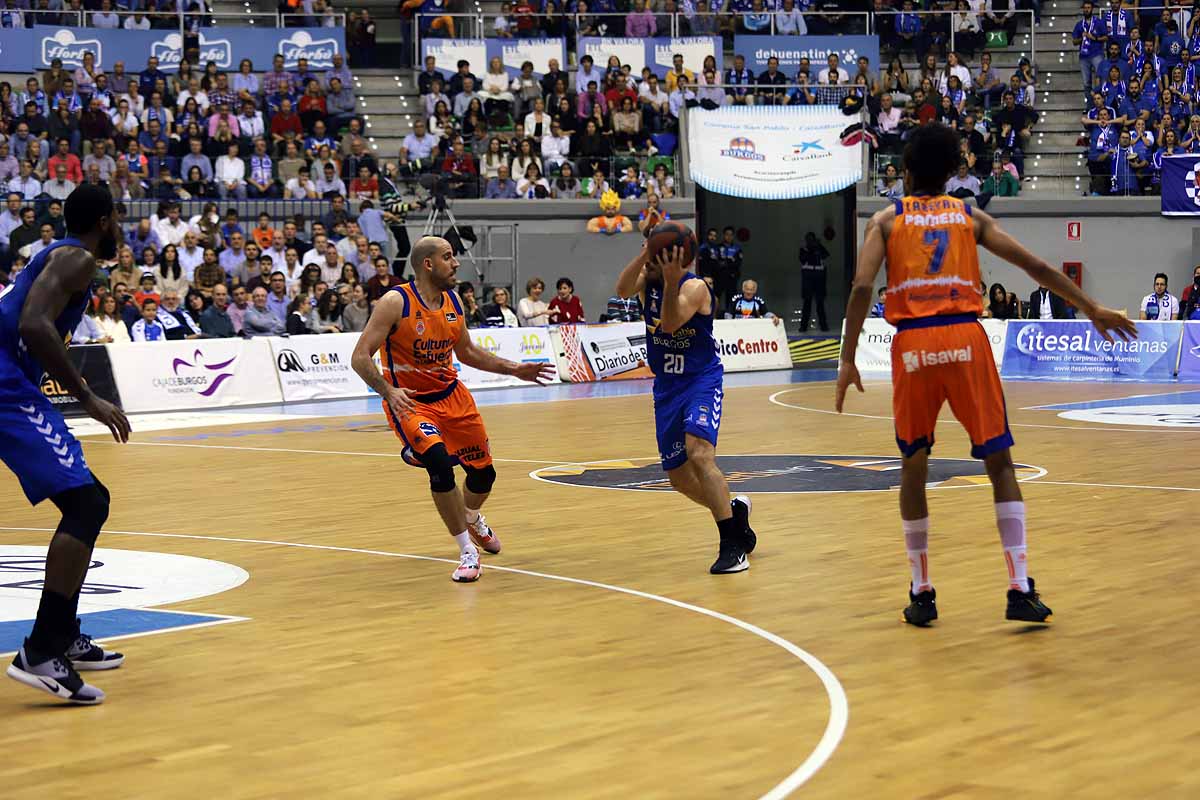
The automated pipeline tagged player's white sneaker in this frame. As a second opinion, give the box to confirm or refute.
[467,513,502,554]
[7,644,105,705]
[451,548,481,583]
[66,624,125,671]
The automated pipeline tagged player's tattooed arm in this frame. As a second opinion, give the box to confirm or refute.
[351,292,417,416]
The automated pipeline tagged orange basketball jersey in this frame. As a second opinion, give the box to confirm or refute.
[884,195,983,325]
[380,281,465,396]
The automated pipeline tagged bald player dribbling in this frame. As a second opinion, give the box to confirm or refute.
[351,236,555,582]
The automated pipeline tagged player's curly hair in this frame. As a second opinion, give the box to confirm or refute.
[903,123,962,197]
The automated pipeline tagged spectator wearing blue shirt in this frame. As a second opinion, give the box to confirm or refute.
[1126,30,1148,75]
[1086,108,1117,194]
[1081,91,1115,131]
[1100,66,1126,107]
[131,300,166,342]
[896,0,924,58]
[138,119,169,155]
[1073,1,1108,95]
[180,138,214,183]
[1150,128,1181,190]
[484,164,518,198]
[138,56,168,99]
[1109,129,1144,195]
[1159,20,1186,73]
[724,54,756,105]
[1119,79,1153,126]
[1100,0,1135,52]
[1154,87,1185,132]
[1098,42,1130,84]
[790,72,817,105]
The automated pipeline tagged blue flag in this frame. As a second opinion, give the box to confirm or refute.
[1160,152,1200,215]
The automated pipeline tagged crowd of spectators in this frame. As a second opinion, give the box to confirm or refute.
[1074,1,1200,195]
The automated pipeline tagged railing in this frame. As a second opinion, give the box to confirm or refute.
[19,9,346,32]
[123,198,333,229]
[877,9,1037,68]
[279,12,347,29]
[8,9,84,26]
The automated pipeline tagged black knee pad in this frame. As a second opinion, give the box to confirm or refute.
[49,480,110,547]
[463,464,496,495]
[422,443,457,493]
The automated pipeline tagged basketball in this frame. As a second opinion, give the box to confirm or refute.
[646,221,698,267]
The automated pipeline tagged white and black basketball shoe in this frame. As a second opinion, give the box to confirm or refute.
[66,624,125,671]
[7,643,106,705]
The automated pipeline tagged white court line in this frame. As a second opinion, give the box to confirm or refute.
[1019,386,1200,411]
[0,612,249,658]
[767,388,1182,435]
[1025,480,1200,493]
[0,525,847,799]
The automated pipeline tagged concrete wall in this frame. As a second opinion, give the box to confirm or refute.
[857,197,1199,314]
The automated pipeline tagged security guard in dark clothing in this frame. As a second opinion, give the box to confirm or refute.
[799,231,830,332]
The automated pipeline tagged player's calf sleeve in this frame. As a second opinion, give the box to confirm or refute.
[422,443,457,493]
[995,501,1029,592]
[49,480,110,548]
[463,464,496,495]
[902,517,931,592]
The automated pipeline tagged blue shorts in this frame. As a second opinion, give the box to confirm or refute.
[653,370,724,471]
[0,358,93,505]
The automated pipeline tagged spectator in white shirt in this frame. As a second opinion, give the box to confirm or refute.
[154,203,189,246]
[178,231,205,280]
[302,234,331,270]
[236,100,265,140]
[1140,273,1181,320]
[541,119,571,172]
[110,99,139,138]
[123,10,151,29]
[285,165,319,199]
[314,162,346,197]
[7,160,40,200]
[215,142,247,199]
[21,223,56,260]
[92,0,120,28]
[176,78,210,115]
[424,78,451,119]
[122,83,145,118]
[818,53,850,85]
[775,0,807,34]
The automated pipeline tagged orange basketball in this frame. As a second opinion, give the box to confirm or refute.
[645,221,698,267]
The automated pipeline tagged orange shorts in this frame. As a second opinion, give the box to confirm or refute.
[890,317,1013,459]
[384,382,493,468]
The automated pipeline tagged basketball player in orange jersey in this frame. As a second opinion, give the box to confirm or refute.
[836,124,1137,626]
[351,236,555,582]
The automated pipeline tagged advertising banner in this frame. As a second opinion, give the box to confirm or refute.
[556,322,653,382]
[454,326,560,389]
[1000,320,1183,381]
[422,38,565,77]
[1159,154,1200,216]
[270,333,370,402]
[579,37,721,78]
[689,105,862,200]
[43,345,121,417]
[14,26,344,73]
[851,318,1007,374]
[1176,322,1200,380]
[712,319,792,372]
[106,338,282,412]
[734,35,880,75]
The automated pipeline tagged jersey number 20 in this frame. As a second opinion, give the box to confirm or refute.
[663,354,685,374]
[923,229,949,274]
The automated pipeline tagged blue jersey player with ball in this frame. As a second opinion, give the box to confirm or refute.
[615,222,757,573]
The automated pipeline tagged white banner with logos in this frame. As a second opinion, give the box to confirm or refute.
[712,319,792,371]
[688,105,863,200]
[455,327,561,389]
[269,333,371,402]
[105,338,281,413]
[850,318,1008,374]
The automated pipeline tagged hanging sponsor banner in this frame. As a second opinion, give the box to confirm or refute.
[42,345,122,417]
[454,326,561,388]
[105,338,281,412]
[688,105,863,200]
[1001,320,1183,381]
[1177,322,1200,379]
[1160,153,1200,215]
[579,37,721,78]
[19,26,343,73]
[555,322,653,382]
[270,333,370,402]
[735,35,879,75]
[495,38,566,77]
[712,318,792,371]
[851,318,1007,374]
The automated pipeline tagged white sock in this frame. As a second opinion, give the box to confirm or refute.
[902,517,931,593]
[452,531,474,553]
[995,501,1029,592]
[465,507,481,525]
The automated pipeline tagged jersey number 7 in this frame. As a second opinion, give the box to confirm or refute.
[923,229,949,274]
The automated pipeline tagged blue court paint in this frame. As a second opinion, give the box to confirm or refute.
[1033,389,1200,411]
[0,609,242,655]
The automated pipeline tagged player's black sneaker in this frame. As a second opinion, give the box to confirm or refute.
[709,541,749,574]
[66,622,125,671]
[731,495,756,554]
[1006,577,1053,623]
[6,642,105,704]
[903,587,938,626]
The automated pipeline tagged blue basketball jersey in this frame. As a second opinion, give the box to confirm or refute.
[0,237,91,384]
[644,272,723,384]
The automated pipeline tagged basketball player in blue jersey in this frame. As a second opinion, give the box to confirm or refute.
[615,238,757,573]
[0,184,129,704]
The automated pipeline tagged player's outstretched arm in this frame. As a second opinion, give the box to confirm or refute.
[351,292,417,418]
[836,207,890,412]
[974,208,1138,342]
[614,239,649,299]
[20,247,130,442]
[453,295,556,385]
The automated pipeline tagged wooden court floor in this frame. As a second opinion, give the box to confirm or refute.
[1,379,1198,799]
